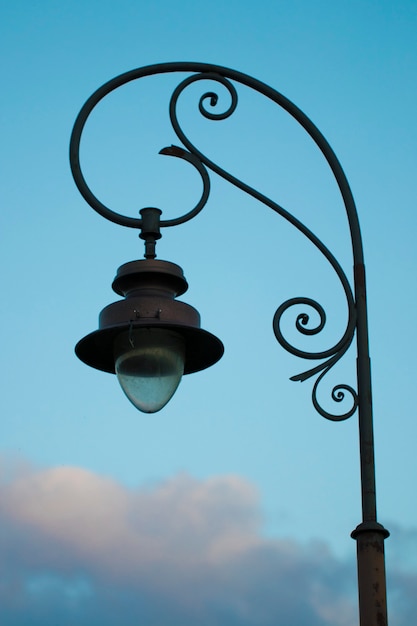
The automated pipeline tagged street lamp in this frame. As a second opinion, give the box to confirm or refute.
[70,62,389,626]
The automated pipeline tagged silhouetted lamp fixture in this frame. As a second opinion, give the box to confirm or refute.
[70,62,389,626]
[74,208,223,413]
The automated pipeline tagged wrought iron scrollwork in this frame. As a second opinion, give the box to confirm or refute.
[272,297,357,421]
[69,62,364,421]
[168,72,358,421]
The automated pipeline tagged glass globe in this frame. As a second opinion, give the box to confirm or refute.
[114,328,185,413]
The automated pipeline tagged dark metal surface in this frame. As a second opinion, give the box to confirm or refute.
[71,62,389,626]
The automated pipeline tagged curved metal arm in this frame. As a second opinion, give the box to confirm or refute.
[70,125,210,228]
[69,63,362,250]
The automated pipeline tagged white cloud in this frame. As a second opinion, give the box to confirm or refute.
[0,458,414,625]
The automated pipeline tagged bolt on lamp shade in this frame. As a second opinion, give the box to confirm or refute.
[114,328,185,413]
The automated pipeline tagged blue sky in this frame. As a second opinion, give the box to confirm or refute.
[1,1,416,624]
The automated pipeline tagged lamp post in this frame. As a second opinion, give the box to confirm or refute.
[70,62,389,626]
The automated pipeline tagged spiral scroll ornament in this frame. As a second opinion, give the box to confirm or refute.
[272,297,358,420]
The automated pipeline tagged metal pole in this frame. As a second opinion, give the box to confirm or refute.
[351,262,389,626]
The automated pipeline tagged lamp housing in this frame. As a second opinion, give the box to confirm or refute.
[75,259,224,411]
